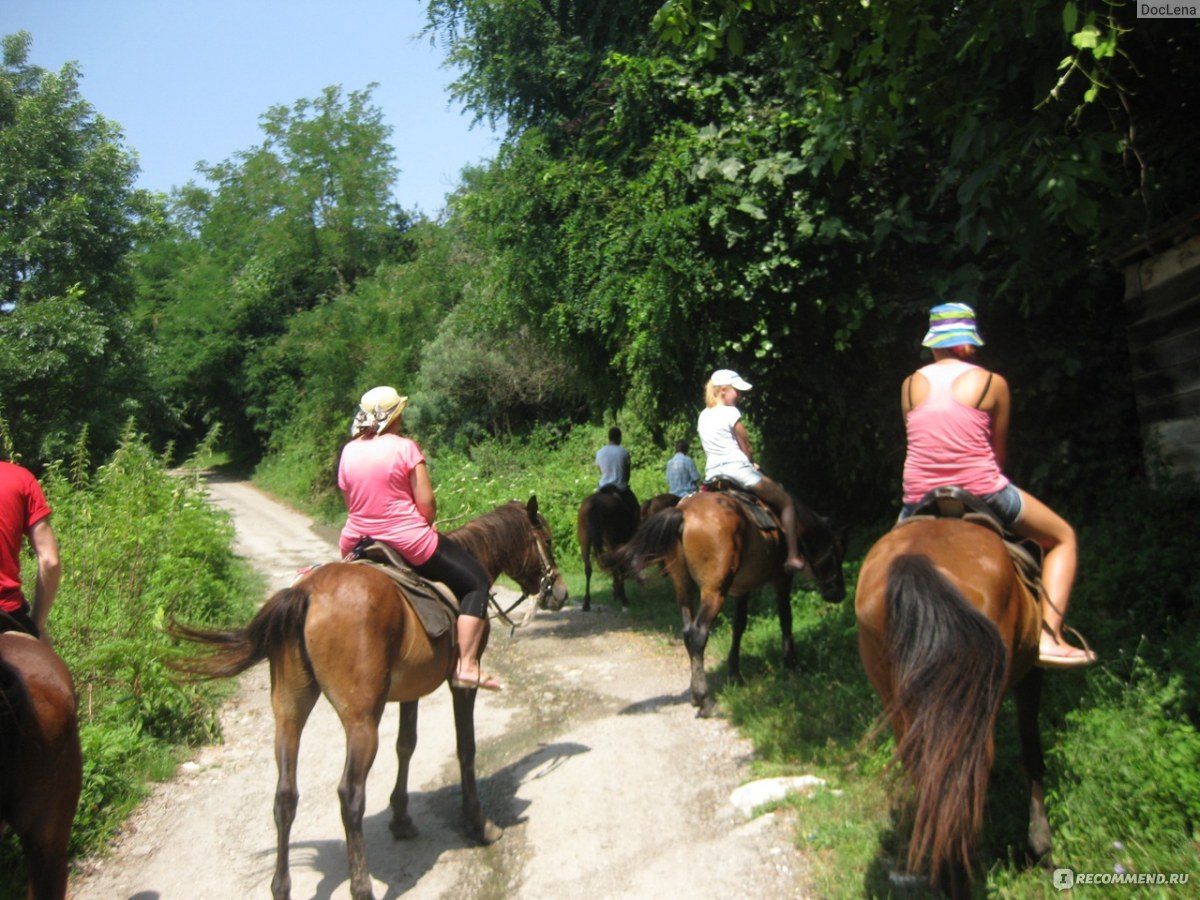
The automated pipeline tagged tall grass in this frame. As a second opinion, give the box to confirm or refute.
[1,426,258,893]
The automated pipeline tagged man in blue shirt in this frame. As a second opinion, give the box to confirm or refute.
[665,440,701,497]
[595,427,639,514]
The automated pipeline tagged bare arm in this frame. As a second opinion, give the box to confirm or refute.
[28,517,60,633]
[985,374,1012,470]
[409,461,437,526]
[732,420,756,466]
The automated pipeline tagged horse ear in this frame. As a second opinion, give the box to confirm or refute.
[527,495,539,520]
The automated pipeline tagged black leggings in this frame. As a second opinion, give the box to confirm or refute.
[413,534,491,619]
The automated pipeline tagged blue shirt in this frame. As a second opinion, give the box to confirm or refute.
[596,443,631,490]
[665,452,700,497]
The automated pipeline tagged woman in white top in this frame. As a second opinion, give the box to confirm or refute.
[697,369,806,573]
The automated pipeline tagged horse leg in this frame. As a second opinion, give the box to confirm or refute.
[582,544,593,612]
[270,669,320,900]
[1015,669,1053,868]
[388,700,420,839]
[450,684,502,843]
[337,710,385,900]
[613,566,628,607]
[772,575,798,668]
[727,593,749,684]
[684,589,723,718]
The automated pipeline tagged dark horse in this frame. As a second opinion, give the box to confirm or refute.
[639,492,680,520]
[855,516,1050,897]
[0,632,82,900]
[577,486,640,610]
[610,489,846,716]
[169,498,567,900]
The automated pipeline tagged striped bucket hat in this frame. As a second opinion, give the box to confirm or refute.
[921,302,984,349]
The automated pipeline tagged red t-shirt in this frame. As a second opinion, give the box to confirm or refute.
[0,461,52,612]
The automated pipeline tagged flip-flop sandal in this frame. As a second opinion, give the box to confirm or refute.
[1036,626,1098,670]
[449,672,503,691]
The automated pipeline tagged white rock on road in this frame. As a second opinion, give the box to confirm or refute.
[68,476,816,898]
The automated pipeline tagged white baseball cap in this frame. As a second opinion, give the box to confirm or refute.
[710,369,752,390]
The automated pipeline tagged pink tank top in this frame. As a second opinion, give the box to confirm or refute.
[902,360,1009,504]
[338,433,439,564]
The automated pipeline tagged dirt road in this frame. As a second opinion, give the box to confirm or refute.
[68,477,815,899]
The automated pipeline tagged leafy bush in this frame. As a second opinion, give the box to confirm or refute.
[1,425,258,884]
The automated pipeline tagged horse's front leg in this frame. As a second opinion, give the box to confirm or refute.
[613,567,628,607]
[582,548,593,612]
[338,714,383,900]
[727,593,749,684]
[772,574,798,668]
[388,700,420,839]
[270,661,320,900]
[450,684,503,844]
[1015,669,1053,868]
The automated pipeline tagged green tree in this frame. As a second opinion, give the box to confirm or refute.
[0,31,157,465]
[136,85,413,463]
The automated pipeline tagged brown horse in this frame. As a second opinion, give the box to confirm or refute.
[577,486,640,610]
[0,632,82,900]
[169,497,567,900]
[611,489,846,716]
[639,492,680,520]
[854,516,1050,897]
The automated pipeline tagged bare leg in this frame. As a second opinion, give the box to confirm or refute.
[751,477,806,573]
[452,614,501,690]
[1013,489,1094,665]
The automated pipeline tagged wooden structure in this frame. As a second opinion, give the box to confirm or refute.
[1119,213,1200,480]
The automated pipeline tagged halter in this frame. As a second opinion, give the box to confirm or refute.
[489,525,561,633]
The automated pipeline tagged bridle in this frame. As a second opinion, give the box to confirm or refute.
[489,525,561,631]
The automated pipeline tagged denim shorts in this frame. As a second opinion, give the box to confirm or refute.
[706,459,763,488]
[899,482,1023,526]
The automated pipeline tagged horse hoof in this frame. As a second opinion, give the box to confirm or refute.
[389,816,419,840]
[474,820,503,845]
[696,700,718,719]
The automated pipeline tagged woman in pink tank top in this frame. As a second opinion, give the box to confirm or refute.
[899,304,1096,670]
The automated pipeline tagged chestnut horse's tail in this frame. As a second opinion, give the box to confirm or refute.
[884,553,1008,893]
[167,586,312,680]
[604,506,684,580]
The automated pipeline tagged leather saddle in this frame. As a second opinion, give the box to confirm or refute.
[901,486,1044,597]
[345,539,459,640]
[701,478,780,533]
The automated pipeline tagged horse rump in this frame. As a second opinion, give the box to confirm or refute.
[603,505,683,582]
[882,553,1009,894]
[166,585,312,680]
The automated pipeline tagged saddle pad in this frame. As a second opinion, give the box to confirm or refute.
[704,480,780,532]
[349,543,459,640]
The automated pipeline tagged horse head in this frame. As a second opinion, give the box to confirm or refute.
[799,514,848,603]
[522,496,569,610]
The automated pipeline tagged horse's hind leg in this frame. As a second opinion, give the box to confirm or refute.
[1016,669,1053,868]
[388,700,420,839]
[338,711,384,900]
[451,684,502,844]
[270,658,320,900]
[684,588,723,718]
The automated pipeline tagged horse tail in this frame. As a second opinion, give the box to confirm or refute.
[167,586,312,680]
[604,506,684,580]
[884,553,1008,892]
[0,655,26,755]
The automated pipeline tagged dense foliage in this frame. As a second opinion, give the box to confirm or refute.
[0,427,257,891]
[0,32,157,466]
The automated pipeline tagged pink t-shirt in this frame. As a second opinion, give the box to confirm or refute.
[902,360,1009,504]
[338,433,439,564]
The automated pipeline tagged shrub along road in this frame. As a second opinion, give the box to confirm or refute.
[68,477,814,899]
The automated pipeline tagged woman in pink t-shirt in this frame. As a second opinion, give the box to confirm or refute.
[338,386,501,691]
[899,304,1095,669]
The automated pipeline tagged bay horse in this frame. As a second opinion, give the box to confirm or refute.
[577,486,640,610]
[610,489,846,716]
[0,632,82,900]
[169,497,567,900]
[639,492,680,520]
[854,516,1050,897]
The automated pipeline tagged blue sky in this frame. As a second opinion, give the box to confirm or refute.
[1,1,502,215]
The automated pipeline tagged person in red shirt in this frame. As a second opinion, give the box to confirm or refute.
[0,460,61,642]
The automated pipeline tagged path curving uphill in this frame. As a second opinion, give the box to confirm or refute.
[68,476,813,899]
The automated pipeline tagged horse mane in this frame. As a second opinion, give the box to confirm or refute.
[447,501,531,571]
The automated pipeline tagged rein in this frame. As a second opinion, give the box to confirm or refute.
[489,526,560,635]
